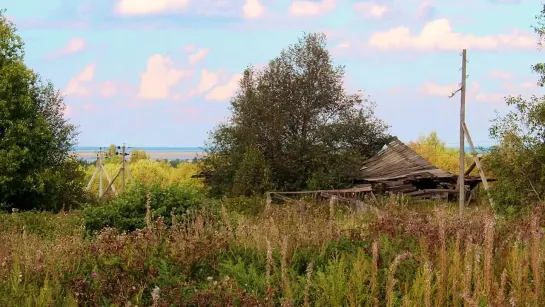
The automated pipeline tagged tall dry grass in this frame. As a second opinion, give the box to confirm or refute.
[1,201,544,306]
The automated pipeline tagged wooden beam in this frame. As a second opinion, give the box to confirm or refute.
[459,48,467,216]
[100,168,121,200]
[321,192,381,214]
[406,189,460,196]
[270,186,372,195]
[100,164,118,196]
[463,122,495,208]
[86,166,99,191]
[464,161,476,176]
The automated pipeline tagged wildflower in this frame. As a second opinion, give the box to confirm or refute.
[206,276,213,281]
[91,272,98,278]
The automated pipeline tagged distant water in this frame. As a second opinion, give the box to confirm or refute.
[73,146,205,152]
[73,146,206,162]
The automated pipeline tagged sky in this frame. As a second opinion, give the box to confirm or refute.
[2,0,545,148]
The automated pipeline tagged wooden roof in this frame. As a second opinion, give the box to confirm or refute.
[359,137,456,181]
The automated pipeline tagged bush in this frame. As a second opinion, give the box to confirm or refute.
[81,182,212,233]
[222,196,265,216]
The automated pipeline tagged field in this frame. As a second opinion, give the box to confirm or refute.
[1,197,543,306]
[3,141,541,307]
[1,150,544,306]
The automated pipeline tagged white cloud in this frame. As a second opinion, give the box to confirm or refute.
[116,0,190,15]
[100,81,118,97]
[64,64,96,98]
[489,70,514,80]
[138,54,191,99]
[419,80,542,103]
[420,81,458,97]
[195,69,219,94]
[416,0,435,20]
[354,2,388,18]
[182,44,196,52]
[243,0,265,19]
[188,48,209,65]
[46,37,86,59]
[335,42,351,49]
[368,19,536,51]
[205,74,242,101]
[289,0,335,17]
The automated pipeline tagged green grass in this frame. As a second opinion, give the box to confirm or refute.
[0,200,543,306]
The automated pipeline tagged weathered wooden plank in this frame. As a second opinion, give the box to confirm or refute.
[271,186,372,195]
[405,189,460,196]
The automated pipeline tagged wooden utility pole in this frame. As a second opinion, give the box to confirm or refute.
[99,149,103,197]
[459,49,467,215]
[449,49,494,213]
[86,148,117,199]
[121,144,126,193]
[101,143,132,199]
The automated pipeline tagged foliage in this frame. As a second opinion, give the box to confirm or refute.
[471,3,545,214]
[81,182,211,233]
[485,95,545,213]
[532,3,545,87]
[0,12,85,212]
[201,32,391,197]
[84,159,204,198]
[2,199,545,306]
[408,131,479,175]
[130,149,150,163]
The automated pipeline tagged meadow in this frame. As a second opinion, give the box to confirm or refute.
[1,142,543,307]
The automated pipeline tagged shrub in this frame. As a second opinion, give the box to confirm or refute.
[81,182,212,233]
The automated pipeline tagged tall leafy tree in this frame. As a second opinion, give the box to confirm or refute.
[0,12,85,211]
[483,4,545,213]
[201,33,392,196]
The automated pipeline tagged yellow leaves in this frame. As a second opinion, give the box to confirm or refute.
[84,160,204,195]
[408,132,477,175]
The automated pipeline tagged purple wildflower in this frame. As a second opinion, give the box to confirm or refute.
[91,272,98,278]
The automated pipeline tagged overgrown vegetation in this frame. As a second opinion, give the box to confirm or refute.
[3,3,545,306]
[2,202,545,306]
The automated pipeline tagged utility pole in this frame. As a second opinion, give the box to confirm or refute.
[99,148,103,197]
[449,49,494,213]
[121,143,126,193]
[459,49,467,215]
[101,143,132,199]
[86,148,117,199]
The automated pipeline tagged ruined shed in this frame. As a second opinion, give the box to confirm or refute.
[356,137,488,201]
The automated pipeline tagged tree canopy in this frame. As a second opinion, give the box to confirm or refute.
[0,11,85,211]
[483,4,545,213]
[201,32,392,197]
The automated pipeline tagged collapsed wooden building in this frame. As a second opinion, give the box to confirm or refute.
[194,136,493,204]
[354,137,492,201]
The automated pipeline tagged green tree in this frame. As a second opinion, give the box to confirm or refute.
[103,144,122,163]
[486,95,545,212]
[201,32,391,196]
[231,144,272,196]
[532,4,545,86]
[130,149,150,163]
[0,12,85,211]
[483,4,545,213]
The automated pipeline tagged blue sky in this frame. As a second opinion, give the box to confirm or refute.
[3,0,545,147]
